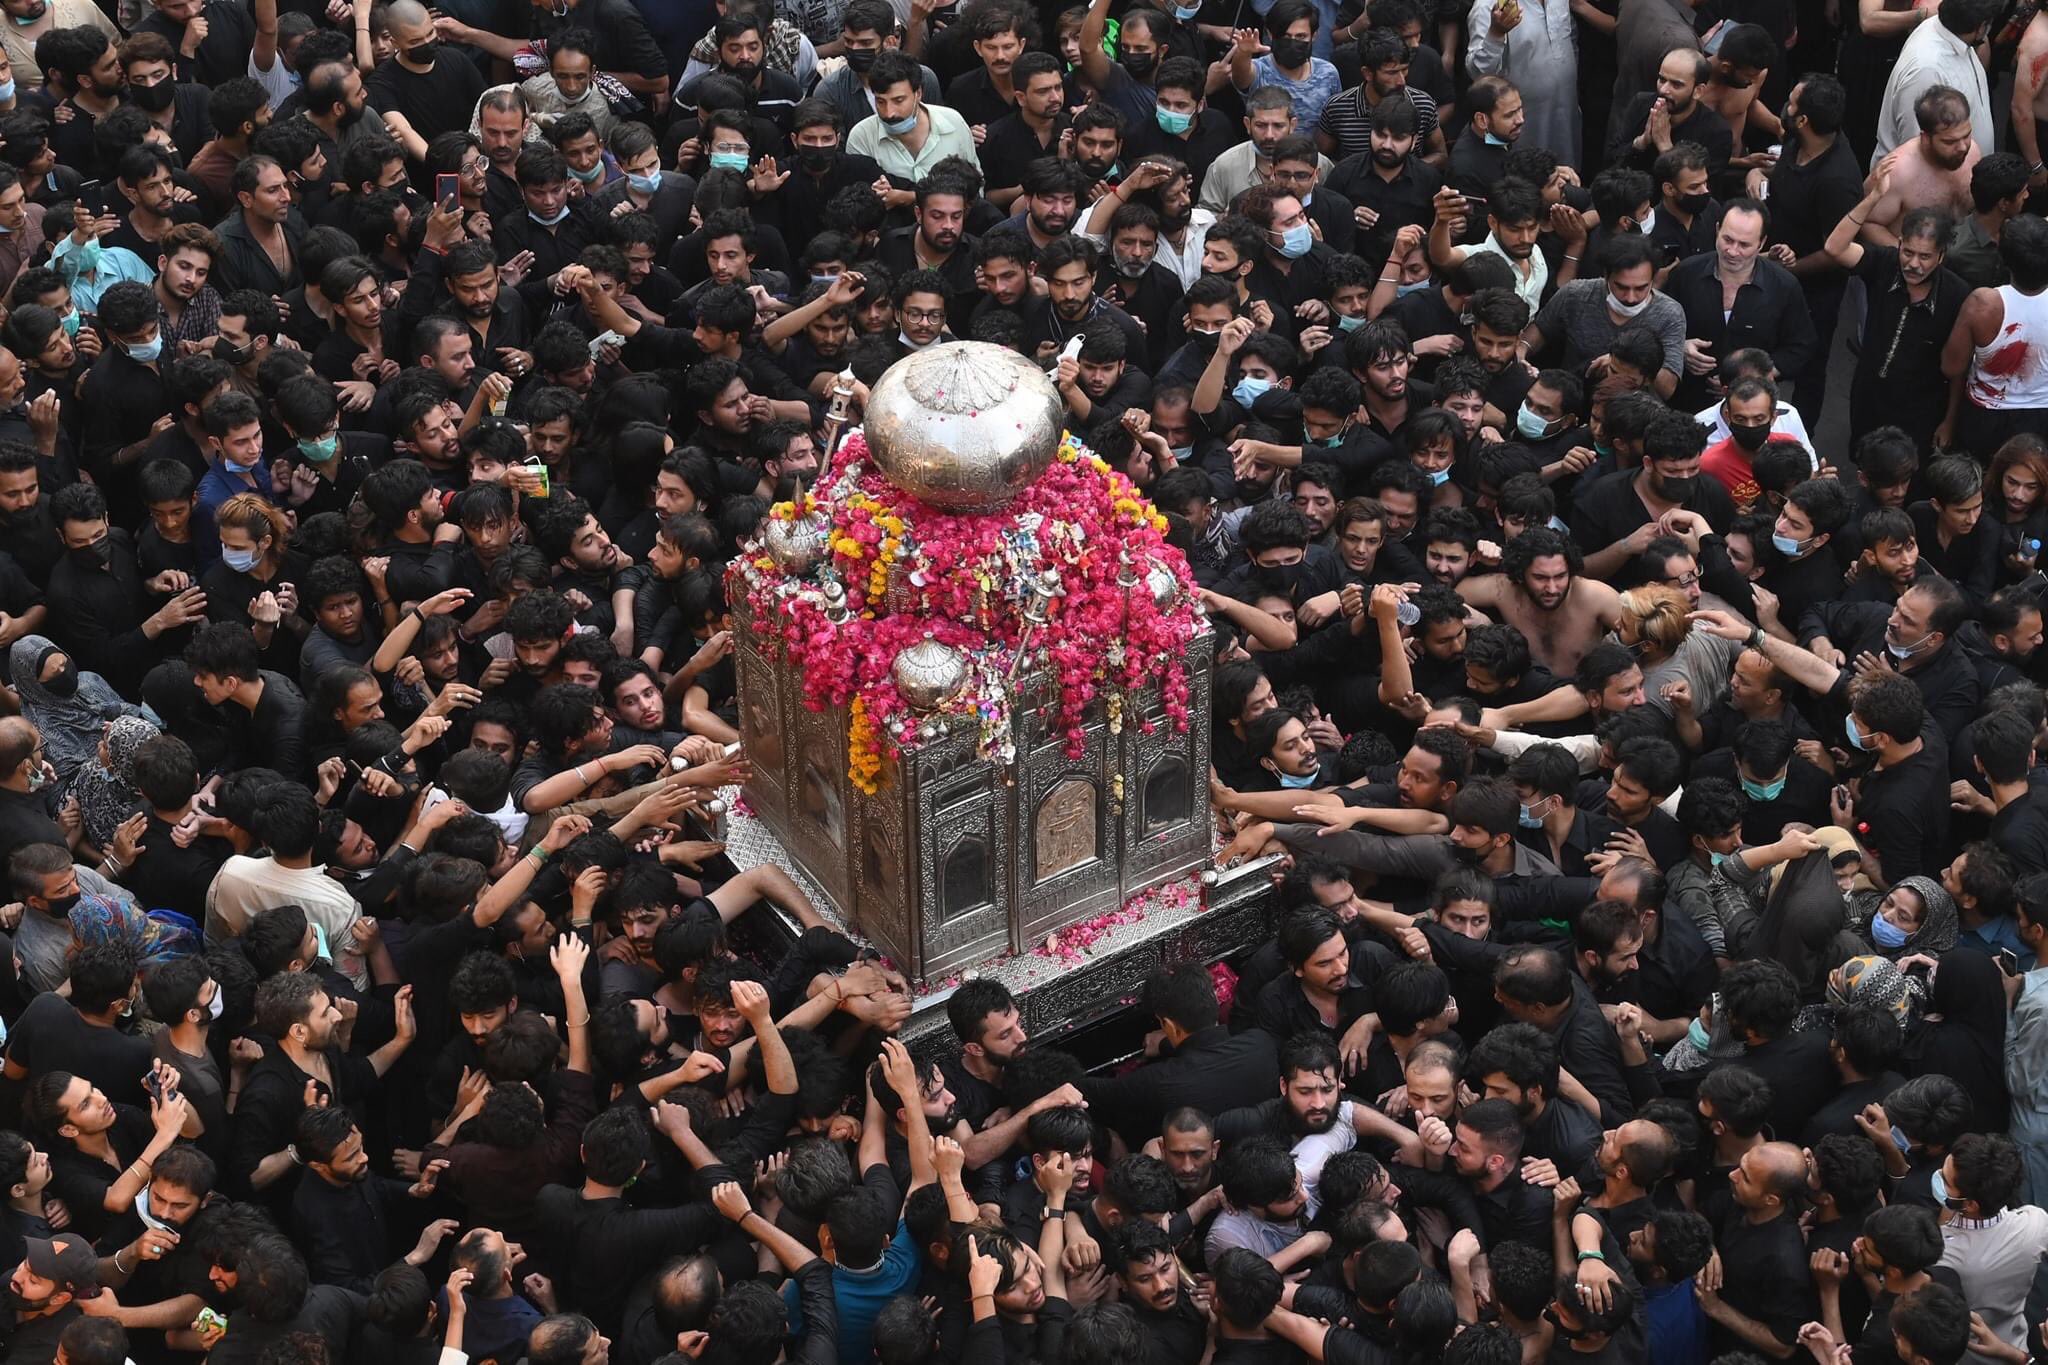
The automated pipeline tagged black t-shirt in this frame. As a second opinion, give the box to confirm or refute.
[365,58,487,150]
[1857,737,1951,883]
[7,995,155,1108]
[1714,1211,1819,1354]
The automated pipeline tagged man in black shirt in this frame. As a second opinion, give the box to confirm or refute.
[364,2,489,149]
[185,620,310,781]
[1699,1142,1821,1357]
[1081,964,1279,1151]
[1609,48,1736,175]
[1448,1098,1553,1251]
[1765,76,1866,423]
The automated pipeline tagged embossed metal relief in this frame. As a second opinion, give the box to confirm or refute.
[1034,777,1099,881]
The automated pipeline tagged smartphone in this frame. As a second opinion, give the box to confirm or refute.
[1997,949,2022,977]
[1461,192,1488,208]
[143,1071,163,1103]
[435,173,460,211]
[76,179,102,217]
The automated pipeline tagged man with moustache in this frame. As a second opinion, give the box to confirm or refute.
[1213,1035,1424,1213]
[1459,528,1625,678]
[0,1232,98,1360]
[1855,87,1982,245]
[288,1104,445,1291]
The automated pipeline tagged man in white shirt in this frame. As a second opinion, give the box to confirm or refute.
[1874,0,1999,165]
[205,782,364,986]
[845,49,978,197]
[1935,1133,2048,1362]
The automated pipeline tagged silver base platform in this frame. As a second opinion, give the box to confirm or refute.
[722,799,1283,1050]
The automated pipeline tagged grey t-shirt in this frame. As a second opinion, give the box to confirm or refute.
[1533,278,1687,377]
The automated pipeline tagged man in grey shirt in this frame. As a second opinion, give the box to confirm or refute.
[1526,235,1684,397]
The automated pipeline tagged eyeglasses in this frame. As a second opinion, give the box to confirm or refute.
[1665,572,1700,589]
[902,308,947,324]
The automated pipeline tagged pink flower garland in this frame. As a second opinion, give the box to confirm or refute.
[735,431,1202,777]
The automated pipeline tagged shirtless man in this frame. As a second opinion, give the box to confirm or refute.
[1700,23,1781,181]
[2014,5,2048,192]
[1457,526,1623,676]
[1861,85,1981,247]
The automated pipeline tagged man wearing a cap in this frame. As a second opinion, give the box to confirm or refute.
[2,1232,99,1362]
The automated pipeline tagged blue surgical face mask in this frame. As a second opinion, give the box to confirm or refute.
[1845,714,1873,750]
[59,309,79,339]
[529,203,571,227]
[1483,131,1509,147]
[882,112,919,136]
[1155,106,1193,135]
[1278,765,1320,788]
[707,153,748,173]
[1872,912,1910,949]
[1930,1168,1969,1211]
[0,79,17,103]
[1889,1124,1913,1156]
[626,170,663,194]
[298,433,339,463]
[1686,1017,1711,1051]
[136,1188,175,1233]
[1887,630,1934,660]
[221,545,259,572]
[567,161,604,184]
[1772,532,1809,556]
[811,274,838,287]
[1515,403,1553,440]
[1274,223,1313,259]
[1427,468,1451,486]
[1170,443,1194,461]
[1395,278,1431,298]
[1517,798,1547,829]
[1709,850,1730,869]
[1336,312,1366,331]
[1741,774,1786,802]
[1173,0,1199,15]
[311,921,332,964]
[1315,430,1347,448]
[125,334,162,364]
[1233,375,1273,407]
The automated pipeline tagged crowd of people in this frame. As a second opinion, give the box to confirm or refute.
[0,0,2044,1360]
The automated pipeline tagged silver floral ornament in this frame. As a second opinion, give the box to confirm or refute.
[1145,558,1180,610]
[892,637,967,712]
[862,341,1064,512]
[761,511,829,577]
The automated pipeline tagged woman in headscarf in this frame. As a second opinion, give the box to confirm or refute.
[7,635,143,787]
[1825,955,1918,1025]
[69,715,159,852]
[1905,951,2010,1134]
[1849,875,1961,961]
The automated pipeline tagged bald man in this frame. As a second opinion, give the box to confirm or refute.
[0,716,66,849]
[1700,1141,1822,1358]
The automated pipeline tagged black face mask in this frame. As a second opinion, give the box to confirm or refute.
[405,41,438,66]
[1676,190,1713,215]
[1123,50,1157,76]
[1255,561,1304,594]
[797,145,839,173]
[845,47,879,72]
[41,657,77,696]
[128,80,175,113]
[71,538,111,571]
[1270,36,1312,66]
[1452,841,1487,866]
[1658,473,1698,502]
[1728,422,1771,451]
[41,891,79,916]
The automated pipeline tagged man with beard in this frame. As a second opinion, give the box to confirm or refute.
[1115,1222,1208,1365]
[1525,238,1686,401]
[39,27,126,180]
[0,443,62,589]
[878,174,978,335]
[1023,237,1148,364]
[981,53,1066,208]
[1000,158,1084,253]
[1327,97,1441,256]
[1447,1097,1554,1251]
[937,979,1090,1171]
[1468,1021,1601,1176]
[361,459,462,604]
[535,498,632,641]
[1571,413,1734,584]
[1,1232,98,1359]
[408,229,533,383]
[1860,87,1981,247]
[231,970,416,1204]
[1428,177,1556,312]
[1610,48,1735,176]
[1224,1026,1432,1207]
[1460,528,1624,678]
[288,1104,445,1292]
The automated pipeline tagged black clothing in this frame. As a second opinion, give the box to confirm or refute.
[1661,254,1818,408]
[1080,1025,1280,1149]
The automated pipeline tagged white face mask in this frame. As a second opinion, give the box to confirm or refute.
[1607,291,1651,319]
[136,1187,176,1233]
[206,986,224,1021]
